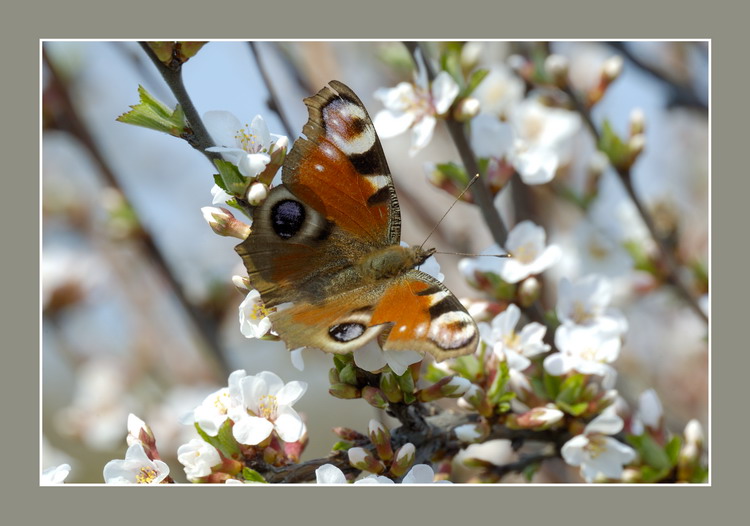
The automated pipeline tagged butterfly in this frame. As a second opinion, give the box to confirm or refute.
[235,80,478,362]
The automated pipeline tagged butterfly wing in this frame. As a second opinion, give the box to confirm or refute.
[235,81,399,307]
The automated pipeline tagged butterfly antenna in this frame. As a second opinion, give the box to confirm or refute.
[419,174,481,250]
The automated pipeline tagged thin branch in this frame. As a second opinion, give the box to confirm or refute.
[403,42,554,340]
[605,42,707,113]
[253,407,567,483]
[560,83,709,324]
[137,42,222,164]
[43,47,230,379]
[247,42,296,140]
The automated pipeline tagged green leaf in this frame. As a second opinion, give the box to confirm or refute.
[556,401,588,416]
[396,369,416,404]
[241,467,268,483]
[543,372,562,399]
[598,119,630,168]
[665,436,683,467]
[451,355,484,382]
[463,68,489,97]
[333,353,353,372]
[640,465,671,483]
[485,273,517,301]
[424,363,449,383]
[623,240,658,275]
[332,441,352,452]
[213,159,248,196]
[215,419,241,459]
[487,361,510,406]
[556,374,585,406]
[116,85,187,136]
[435,162,471,185]
[627,434,671,471]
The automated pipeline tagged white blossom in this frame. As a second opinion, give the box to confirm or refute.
[103,443,170,484]
[41,464,71,485]
[177,439,222,481]
[239,289,273,339]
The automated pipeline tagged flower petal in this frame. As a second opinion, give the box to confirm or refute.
[232,415,274,445]
[353,341,389,372]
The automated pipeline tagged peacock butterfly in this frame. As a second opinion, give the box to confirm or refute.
[235,81,478,362]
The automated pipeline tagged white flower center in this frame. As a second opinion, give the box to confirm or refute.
[503,331,521,350]
[587,238,610,260]
[512,243,539,264]
[585,435,607,459]
[136,466,159,484]
[571,301,594,324]
[580,346,599,362]
[257,394,278,420]
[235,126,266,154]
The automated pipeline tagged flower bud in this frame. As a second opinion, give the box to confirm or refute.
[333,427,368,442]
[369,420,393,461]
[680,419,704,462]
[628,133,646,161]
[231,275,251,293]
[338,363,359,386]
[515,405,565,429]
[453,97,480,122]
[602,55,624,83]
[328,383,361,399]
[201,206,251,239]
[454,422,489,443]
[544,54,569,87]
[629,107,646,136]
[380,371,402,403]
[362,386,388,409]
[389,443,416,478]
[246,182,269,206]
[518,277,541,307]
[348,447,385,474]
[126,414,156,451]
[328,367,340,385]
[459,385,493,417]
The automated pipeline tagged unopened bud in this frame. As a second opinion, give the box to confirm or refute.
[231,275,251,293]
[680,419,704,462]
[328,383,361,399]
[328,367,340,385]
[515,405,565,429]
[544,54,569,86]
[338,363,359,386]
[629,107,646,136]
[348,447,385,474]
[389,443,416,477]
[459,385,492,417]
[201,206,251,239]
[518,277,541,307]
[628,133,646,160]
[126,414,155,449]
[602,55,624,83]
[369,420,393,461]
[333,427,368,442]
[257,137,288,186]
[362,386,388,409]
[454,97,480,122]
[380,371,402,403]
[246,182,269,206]
[460,42,483,71]
[454,422,489,443]
[419,376,472,402]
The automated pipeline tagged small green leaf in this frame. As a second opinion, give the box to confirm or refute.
[436,162,471,185]
[627,434,671,471]
[396,369,416,403]
[333,353,353,372]
[116,85,187,136]
[640,465,671,483]
[543,372,562,399]
[463,68,489,97]
[213,159,248,196]
[216,419,241,459]
[487,361,510,406]
[665,436,683,467]
[556,373,585,405]
[556,401,588,416]
[332,441,353,452]
[241,467,268,483]
[598,119,630,168]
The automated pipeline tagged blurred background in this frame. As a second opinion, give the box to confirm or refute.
[41,41,708,483]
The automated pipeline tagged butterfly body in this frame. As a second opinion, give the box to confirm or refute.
[235,81,478,362]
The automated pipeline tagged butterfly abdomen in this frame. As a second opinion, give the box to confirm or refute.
[357,244,435,281]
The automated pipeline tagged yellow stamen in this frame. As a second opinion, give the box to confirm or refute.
[135,466,158,484]
[257,394,278,420]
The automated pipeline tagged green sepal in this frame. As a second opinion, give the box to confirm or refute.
[241,467,268,483]
[396,368,416,404]
[556,373,585,407]
[339,363,359,386]
[556,400,588,417]
[487,361,510,406]
[213,159,248,196]
[332,441,352,452]
[116,85,187,137]
[333,353,353,372]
